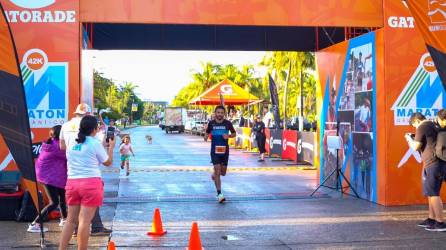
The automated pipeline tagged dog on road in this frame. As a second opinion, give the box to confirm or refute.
[145,135,153,144]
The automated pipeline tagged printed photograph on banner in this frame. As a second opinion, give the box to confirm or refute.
[21,49,68,128]
[325,79,338,130]
[339,78,355,110]
[339,66,355,111]
[351,43,373,92]
[322,128,338,188]
[339,42,373,111]
[338,110,354,124]
[339,122,352,167]
[352,132,373,200]
[354,91,373,132]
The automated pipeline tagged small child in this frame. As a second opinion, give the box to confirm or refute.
[119,136,134,176]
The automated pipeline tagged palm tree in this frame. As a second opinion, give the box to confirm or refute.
[296,52,315,119]
[191,62,221,90]
[260,51,317,125]
[171,53,317,122]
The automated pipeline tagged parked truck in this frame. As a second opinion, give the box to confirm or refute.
[164,107,186,133]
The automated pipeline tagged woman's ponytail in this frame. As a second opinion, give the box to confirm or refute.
[75,116,98,144]
[76,131,87,144]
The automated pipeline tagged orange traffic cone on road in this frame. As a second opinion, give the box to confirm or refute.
[187,222,203,250]
[147,208,167,236]
[107,240,116,250]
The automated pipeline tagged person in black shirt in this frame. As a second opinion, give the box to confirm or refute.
[436,109,446,131]
[435,110,446,155]
[205,106,236,203]
[435,109,446,178]
[407,112,446,231]
[253,115,266,162]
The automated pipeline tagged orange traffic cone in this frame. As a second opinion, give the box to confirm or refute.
[107,240,116,250]
[147,208,167,236]
[187,222,203,250]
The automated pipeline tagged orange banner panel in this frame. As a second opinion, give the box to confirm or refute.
[0,0,80,180]
[375,28,386,205]
[383,0,446,205]
[1,0,80,130]
[407,0,446,53]
[80,0,383,27]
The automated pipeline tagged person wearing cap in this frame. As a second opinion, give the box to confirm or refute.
[253,114,266,161]
[60,103,91,151]
[60,103,113,236]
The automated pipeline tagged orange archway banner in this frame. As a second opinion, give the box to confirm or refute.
[405,0,446,89]
[189,79,260,106]
[80,0,383,27]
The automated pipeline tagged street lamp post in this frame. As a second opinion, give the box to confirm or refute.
[130,95,134,124]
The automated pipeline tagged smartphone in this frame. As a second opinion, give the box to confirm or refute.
[405,133,415,142]
[106,127,115,142]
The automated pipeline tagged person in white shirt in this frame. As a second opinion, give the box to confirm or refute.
[59,115,115,250]
[59,103,112,237]
[356,98,371,132]
[262,107,273,128]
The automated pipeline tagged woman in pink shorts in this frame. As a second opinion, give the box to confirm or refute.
[59,116,115,250]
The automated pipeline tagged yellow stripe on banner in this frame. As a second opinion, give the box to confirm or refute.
[101,166,313,173]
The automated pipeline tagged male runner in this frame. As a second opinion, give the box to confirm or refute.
[205,105,236,203]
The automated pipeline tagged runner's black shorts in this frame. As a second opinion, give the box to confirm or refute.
[256,133,266,154]
[211,153,229,166]
[422,164,445,197]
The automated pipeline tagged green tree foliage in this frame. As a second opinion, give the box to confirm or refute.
[94,71,145,122]
[261,51,316,122]
[141,102,165,124]
[172,52,316,121]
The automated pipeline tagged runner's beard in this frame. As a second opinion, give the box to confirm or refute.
[216,115,224,121]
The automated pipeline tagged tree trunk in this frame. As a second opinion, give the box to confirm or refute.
[283,61,292,130]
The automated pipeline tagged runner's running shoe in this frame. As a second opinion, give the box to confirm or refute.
[217,193,225,203]
[59,218,67,227]
[425,221,446,232]
[27,223,48,233]
[418,218,435,228]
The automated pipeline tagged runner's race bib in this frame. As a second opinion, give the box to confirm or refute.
[215,146,226,154]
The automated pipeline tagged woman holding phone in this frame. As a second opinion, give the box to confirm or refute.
[59,116,115,250]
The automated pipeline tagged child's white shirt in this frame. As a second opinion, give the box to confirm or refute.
[120,143,132,155]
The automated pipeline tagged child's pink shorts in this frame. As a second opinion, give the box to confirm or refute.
[65,177,103,207]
